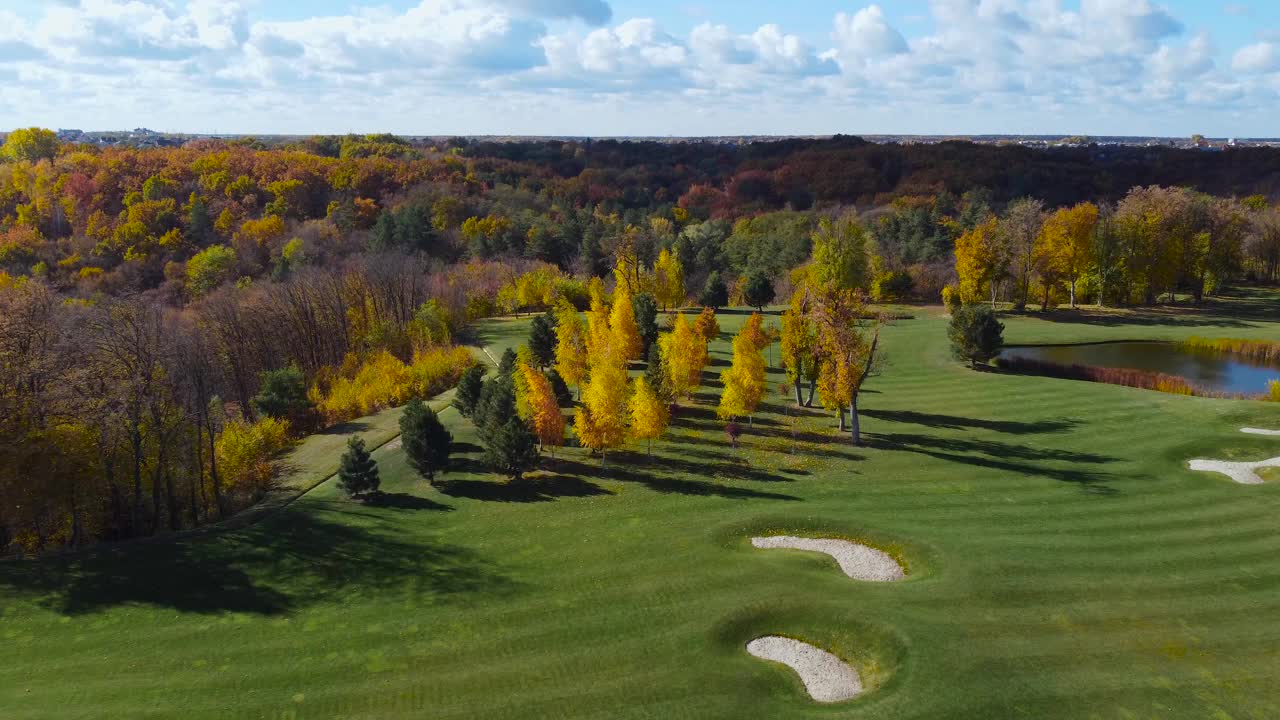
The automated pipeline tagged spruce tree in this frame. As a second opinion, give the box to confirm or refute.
[645,343,673,403]
[948,304,1005,368]
[485,417,540,481]
[528,312,558,368]
[453,365,485,417]
[475,376,517,441]
[545,368,573,407]
[337,437,380,498]
[699,272,729,309]
[632,292,659,354]
[400,399,453,482]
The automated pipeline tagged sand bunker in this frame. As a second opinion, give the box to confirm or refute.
[1241,428,1280,436]
[751,536,905,582]
[1189,457,1280,485]
[747,636,862,702]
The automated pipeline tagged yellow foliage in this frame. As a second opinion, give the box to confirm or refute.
[554,300,589,391]
[718,322,767,421]
[693,307,719,343]
[314,346,475,425]
[660,313,705,400]
[629,376,669,452]
[577,335,629,455]
[954,216,1003,305]
[652,248,686,310]
[216,416,292,497]
[1268,379,1280,402]
[520,362,565,449]
[609,287,644,361]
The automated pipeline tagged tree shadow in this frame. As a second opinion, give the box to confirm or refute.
[317,419,372,435]
[553,455,803,500]
[0,509,514,616]
[862,409,1082,435]
[1022,305,1257,329]
[863,431,1120,494]
[364,492,454,512]
[436,474,612,503]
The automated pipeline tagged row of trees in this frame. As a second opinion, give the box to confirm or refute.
[952,188,1277,309]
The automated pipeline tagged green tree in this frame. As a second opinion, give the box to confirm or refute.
[811,214,872,290]
[948,305,1005,368]
[528,312,558,368]
[545,368,573,407]
[742,271,776,311]
[644,342,673,403]
[186,245,238,296]
[699,272,729,309]
[251,367,314,429]
[485,417,540,481]
[1,127,58,162]
[400,399,453,482]
[475,375,517,441]
[337,437,380,498]
[632,292,659,354]
[454,365,485,417]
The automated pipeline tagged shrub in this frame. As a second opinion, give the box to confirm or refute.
[948,305,1004,367]
[1268,379,1280,402]
[1182,337,1280,365]
[941,285,962,313]
[314,346,476,425]
[252,366,316,431]
[215,417,292,501]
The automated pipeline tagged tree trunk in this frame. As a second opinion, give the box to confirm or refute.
[805,378,817,407]
[837,408,846,432]
[1069,278,1077,308]
[207,421,226,518]
[793,378,803,407]
[849,394,861,446]
[130,422,143,537]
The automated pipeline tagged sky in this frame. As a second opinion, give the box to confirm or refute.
[2,1,1280,137]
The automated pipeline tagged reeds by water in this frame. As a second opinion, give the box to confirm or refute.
[996,356,1268,399]
[1181,336,1280,364]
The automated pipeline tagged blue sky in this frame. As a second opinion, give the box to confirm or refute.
[2,1,1280,137]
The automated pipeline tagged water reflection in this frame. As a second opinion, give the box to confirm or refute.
[997,342,1280,395]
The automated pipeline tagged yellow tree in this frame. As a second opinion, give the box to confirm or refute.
[660,312,703,401]
[652,248,685,310]
[609,287,644,361]
[738,312,770,353]
[554,301,588,397]
[576,341,629,462]
[693,306,719,343]
[813,288,882,445]
[520,362,565,454]
[781,288,820,406]
[1040,202,1098,308]
[954,216,1006,307]
[612,226,649,296]
[629,376,669,456]
[586,290,612,362]
[718,320,767,425]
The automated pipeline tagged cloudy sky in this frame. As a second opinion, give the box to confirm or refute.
[1,0,1279,137]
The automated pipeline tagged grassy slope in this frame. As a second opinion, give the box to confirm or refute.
[3,293,1280,719]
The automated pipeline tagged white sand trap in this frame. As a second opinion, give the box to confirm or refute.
[1241,428,1280,436]
[1188,457,1280,485]
[751,536,904,582]
[747,636,862,702]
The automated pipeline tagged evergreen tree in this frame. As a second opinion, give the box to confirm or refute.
[400,399,453,481]
[337,437,380,498]
[742,271,776,311]
[475,376,517,441]
[632,292,659,354]
[948,305,1005,368]
[528,312,558,368]
[251,366,314,428]
[497,347,518,378]
[644,342,673,403]
[186,193,212,246]
[699,271,729,309]
[454,365,485,417]
[545,368,573,407]
[369,211,398,252]
[485,417,540,481]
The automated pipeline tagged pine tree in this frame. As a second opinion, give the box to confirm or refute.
[546,368,573,407]
[453,365,485,417]
[528,312,558,368]
[644,342,673,403]
[632,292,659,354]
[742,271,775,311]
[485,417,540,481]
[699,272,729,309]
[400,399,452,482]
[629,376,669,456]
[553,301,588,397]
[948,304,1005,368]
[497,347,518,378]
[337,437,380,498]
[474,376,517,441]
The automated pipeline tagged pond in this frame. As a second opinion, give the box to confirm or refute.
[997,341,1280,395]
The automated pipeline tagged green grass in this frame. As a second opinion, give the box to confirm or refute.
[3,291,1280,719]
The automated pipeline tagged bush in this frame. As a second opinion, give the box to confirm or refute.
[941,285,962,313]
[252,366,316,431]
[215,417,292,501]
[314,346,476,425]
[948,304,1004,367]
[871,270,913,302]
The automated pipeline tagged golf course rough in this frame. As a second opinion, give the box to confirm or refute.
[750,536,905,582]
[747,635,863,702]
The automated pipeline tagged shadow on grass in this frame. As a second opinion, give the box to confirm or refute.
[862,409,1082,435]
[863,431,1120,494]
[436,474,612,503]
[364,492,454,511]
[317,419,373,435]
[0,509,513,616]
[552,455,803,500]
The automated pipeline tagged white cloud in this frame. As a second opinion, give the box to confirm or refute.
[1233,42,1280,73]
[1,1,1278,136]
